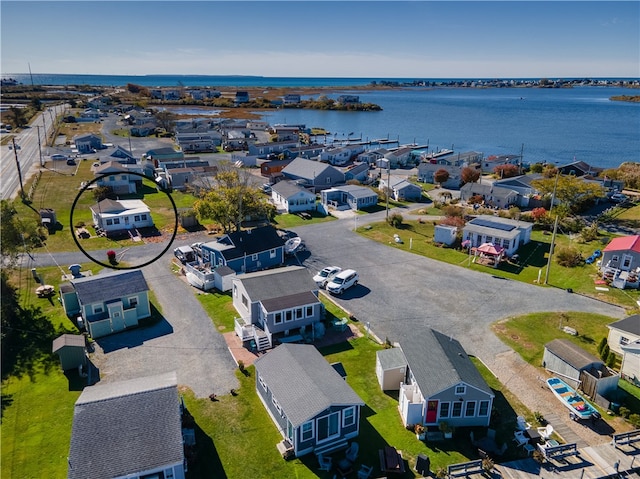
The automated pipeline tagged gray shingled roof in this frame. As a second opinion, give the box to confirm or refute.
[272,180,313,198]
[260,291,319,312]
[236,266,317,301]
[254,344,363,427]
[400,329,493,399]
[377,347,408,371]
[337,184,377,199]
[544,339,602,370]
[608,315,640,336]
[52,334,85,353]
[71,270,148,305]
[68,372,183,479]
[282,157,338,180]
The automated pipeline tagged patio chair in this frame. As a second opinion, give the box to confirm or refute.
[345,442,359,463]
[537,424,554,440]
[513,431,528,446]
[357,464,373,479]
[318,453,332,471]
[522,443,535,456]
[517,416,531,431]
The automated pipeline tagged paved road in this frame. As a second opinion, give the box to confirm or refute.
[91,257,239,398]
[292,207,625,362]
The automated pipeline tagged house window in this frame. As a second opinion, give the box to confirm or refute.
[343,407,356,428]
[129,297,138,307]
[612,255,619,263]
[113,218,120,225]
[455,385,466,395]
[478,401,490,416]
[274,312,283,324]
[317,412,340,442]
[258,374,267,391]
[141,214,147,220]
[439,402,450,418]
[452,402,462,418]
[242,295,248,308]
[272,396,283,416]
[113,312,120,318]
[109,175,115,181]
[252,253,258,261]
[326,177,331,184]
[502,239,510,248]
[233,284,237,297]
[93,305,103,314]
[465,401,476,417]
[296,308,303,319]
[134,215,140,222]
[270,249,277,259]
[306,306,313,317]
[106,219,113,225]
[485,236,492,244]
[620,336,630,345]
[301,421,314,441]
[285,310,293,322]
[623,255,632,269]
[203,249,210,261]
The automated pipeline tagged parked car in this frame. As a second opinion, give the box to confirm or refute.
[66,159,77,166]
[326,269,359,295]
[174,245,195,264]
[610,193,628,203]
[51,154,67,161]
[261,183,272,194]
[313,266,342,288]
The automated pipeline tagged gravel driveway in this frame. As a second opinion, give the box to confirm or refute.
[91,258,239,398]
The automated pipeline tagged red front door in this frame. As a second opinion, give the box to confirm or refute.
[426,400,438,423]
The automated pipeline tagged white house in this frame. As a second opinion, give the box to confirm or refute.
[462,215,532,257]
[271,181,316,213]
[90,199,154,235]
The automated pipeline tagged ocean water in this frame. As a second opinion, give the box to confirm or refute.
[4,74,639,169]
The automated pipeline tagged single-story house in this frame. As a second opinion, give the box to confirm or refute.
[379,175,423,201]
[73,133,103,153]
[320,185,378,212]
[491,174,544,208]
[356,148,388,165]
[384,147,415,168]
[94,161,143,195]
[607,316,640,356]
[601,236,640,278]
[557,160,603,178]
[462,215,532,257]
[271,181,317,213]
[283,145,326,160]
[67,372,185,479]
[176,132,221,153]
[131,122,157,137]
[254,344,364,457]
[480,154,521,174]
[459,182,519,209]
[620,340,640,386]
[60,269,151,339]
[261,159,293,178]
[232,266,323,351]
[145,147,184,163]
[52,334,86,371]
[542,339,619,399]
[90,199,154,236]
[248,140,299,157]
[281,158,345,192]
[344,163,370,183]
[105,145,136,164]
[417,163,462,189]
[380,329,494,428]
[200,225,285,274]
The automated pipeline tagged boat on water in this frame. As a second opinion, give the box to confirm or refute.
[547,377,598,420]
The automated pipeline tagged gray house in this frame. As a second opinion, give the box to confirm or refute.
[254,344,364,458]
[344,163,370,183]
[321,185,378,212]
[379,175,423,201]
[543,339,619,399]
[396,329,494,428]
[67,372,185,479]
[417,163,462,189]
[600,236,640,289]
[59,269,151,339]
[271,181,317,213]
[73,133,103,153]
[459,182,519,209]
[200,226,285,274]
[232,266,323,351]
[281,158,345,192]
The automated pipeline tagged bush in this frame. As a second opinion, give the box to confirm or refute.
[388,212,403,228]
[619,406,630,419]
[630,413,640,428]
[601,344,610,361]
[597,337,608,356]
[606,351,616,368]
[580,222,600,242]
[555,246,582,267]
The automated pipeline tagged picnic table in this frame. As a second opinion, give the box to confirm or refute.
[379,446,405,474]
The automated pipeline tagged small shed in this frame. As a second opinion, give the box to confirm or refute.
[434,225,457,246]
[376,347,408,391]
[52,334,86,371]
[214,265,236,292]
[543,339,619,398]
[39,208,57,230]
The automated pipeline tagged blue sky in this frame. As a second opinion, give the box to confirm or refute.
[1,1,638,78]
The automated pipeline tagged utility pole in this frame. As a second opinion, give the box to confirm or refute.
[11,137,25,199]
[36,125,43,166]
[544,171,561,285]
[385,164,391,222]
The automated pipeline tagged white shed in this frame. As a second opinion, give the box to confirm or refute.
[376,348,408,391]
[214,265,236,292]
[434,225,458,246]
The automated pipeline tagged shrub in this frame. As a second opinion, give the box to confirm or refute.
[555,245,582,267]
[629,413,640,428]
[580,222,600,242]
[606,351,616,368]
[619,406,630,419]
[106,250,117,264]
[388,212,403,228]
[601,344,610,361]
[597,337,608,356]
[467,194,484,205]
[442,205,464,217]
[531,207,547,222]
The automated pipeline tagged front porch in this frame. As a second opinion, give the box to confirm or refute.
[601,266,640,289]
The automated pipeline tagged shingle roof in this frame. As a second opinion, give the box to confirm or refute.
[254,344,363,427]
[544,339,602,370]
[282,157,338,181]
[71,270,148,305]
[261,291,319,312]
[400,329,493,398]
[377,347,408,370]
[52,334,85,353]
[272,180,314,198]
[603,236,640,254]
[338,185,378,199]
[608,315,640,336]
[217,226,285,260]
[235,266,317,301]
[68,372,183,479]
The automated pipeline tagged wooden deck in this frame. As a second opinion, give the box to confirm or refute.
[497,441,639,478]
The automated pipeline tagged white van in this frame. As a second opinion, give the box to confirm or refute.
[326,269,359,295]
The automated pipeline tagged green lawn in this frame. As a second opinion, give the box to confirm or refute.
[357,219,640,309]
[271,209,336,229]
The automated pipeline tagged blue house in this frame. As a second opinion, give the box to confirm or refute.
[200,226,285,273]
[254,344,364,458]
[59,269,151,339]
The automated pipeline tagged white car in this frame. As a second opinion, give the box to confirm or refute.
[610,193,628,203]
[313,266,341,288]
[326,269,359,295]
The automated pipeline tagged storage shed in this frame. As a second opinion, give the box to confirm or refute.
[434,225,458,246]
[543,339,619,399]
[376,347,408,391]
[52,334,86,371]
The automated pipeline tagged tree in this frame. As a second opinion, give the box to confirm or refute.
[530,163,544,174]
[30,97,43,111]
[494,164,519,178]
[461,166,481,185]
[8,106,27,129]
[0,200,41,267]
[603,162,640,190]
[154,110,177,132]
[193,164,273,232]
[531,175,605,214]
[531,207,547,222]
[434,168,450,186]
